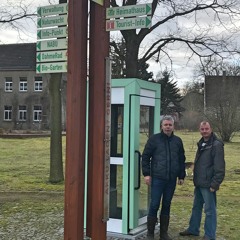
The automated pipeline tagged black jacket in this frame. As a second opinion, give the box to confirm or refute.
[142,131,186,180]
[193,133,225,190]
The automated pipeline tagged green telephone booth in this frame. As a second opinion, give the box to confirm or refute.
[108,78,161,236]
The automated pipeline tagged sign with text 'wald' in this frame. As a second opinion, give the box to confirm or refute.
[106,3,152,31]
[36,3,68,74]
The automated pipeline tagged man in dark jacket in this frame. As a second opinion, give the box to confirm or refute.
[142,115,186,240]
[180,121,225,240]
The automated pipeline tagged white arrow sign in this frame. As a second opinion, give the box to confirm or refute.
[36,38,68,51]
[37,15,68,28]
[36,62,67,73]
[37,26,68,40]
[36,50,67,63]
[37,3,68,17]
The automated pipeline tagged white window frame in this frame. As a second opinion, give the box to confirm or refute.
[18,106,27,121]
[33,106,42,122]
[4,106,12,121]
[5,77,13,92]
[19,77,27,92]
[34,77,43,92]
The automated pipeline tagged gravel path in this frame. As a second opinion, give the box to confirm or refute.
[0,192,226,240]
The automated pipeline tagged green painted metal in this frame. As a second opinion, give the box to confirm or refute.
[83,78,160,234]
[111,78,161,234]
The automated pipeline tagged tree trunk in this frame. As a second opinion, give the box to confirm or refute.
[125,34,140,77]
[49,73,64,183]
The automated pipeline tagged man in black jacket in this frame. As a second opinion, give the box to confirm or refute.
[142,115,186,240]
[180,121,225,240]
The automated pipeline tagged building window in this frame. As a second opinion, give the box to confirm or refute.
[19,77,27,91]
[4,106,12,121]
[19,106,27,121]
[5,77,12,92]
[33,106,42,121]
[34,77,43,91]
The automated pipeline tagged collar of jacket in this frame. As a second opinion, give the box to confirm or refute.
[197,132,217,150]
[160,130,174,139]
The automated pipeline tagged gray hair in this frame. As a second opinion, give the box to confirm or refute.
[161,115,175,125]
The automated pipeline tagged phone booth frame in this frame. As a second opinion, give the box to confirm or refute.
[108,78,161,236]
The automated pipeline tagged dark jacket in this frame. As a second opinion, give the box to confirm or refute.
[193,133,225,190]
[142,131,186,180]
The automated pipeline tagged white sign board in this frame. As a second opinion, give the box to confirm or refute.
[36,50,67,63]
[37,3,68,17]
[37,15,68,28]
[36,38,68,51]
[36,62,67,73]
[37,26,68,40]
[106,16,151,31]
[106,4,152,19]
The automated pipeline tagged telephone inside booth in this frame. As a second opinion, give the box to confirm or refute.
[108,78,161,237]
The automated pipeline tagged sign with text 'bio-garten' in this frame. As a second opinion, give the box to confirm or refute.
[36,3,68,74]
[106,3,152,31]
[36,62,67,74]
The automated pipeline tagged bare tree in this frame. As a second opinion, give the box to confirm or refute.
[1,0,65,183]
[194,57,240,78]
[48,0,66,183]
[0,0,38,43]
[110,0,240,78]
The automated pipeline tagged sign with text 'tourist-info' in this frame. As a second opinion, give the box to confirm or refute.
[106,3,152,31]
[36,3,68,74]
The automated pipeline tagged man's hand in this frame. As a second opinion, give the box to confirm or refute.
[210,187,215,192]
[178,179,184,185]
[144,176,151,186]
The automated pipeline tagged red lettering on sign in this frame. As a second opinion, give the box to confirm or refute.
[107,21,115,30]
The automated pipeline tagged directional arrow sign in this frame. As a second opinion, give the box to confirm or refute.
[36,50,67,63]
[37,3,68,17]
[36,62,67,73]
[37,26,68,40]
[106,4,152,19]
[36,39,68,51]
[37,15,68,29]
[106,16,151,31]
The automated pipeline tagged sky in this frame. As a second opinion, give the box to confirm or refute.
[1,0,240,88]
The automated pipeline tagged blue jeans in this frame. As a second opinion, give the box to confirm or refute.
[148,177,176,217]
[188,187,217,239]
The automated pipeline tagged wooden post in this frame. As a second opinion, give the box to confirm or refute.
[64,0,88,238]
[86,0,110,239]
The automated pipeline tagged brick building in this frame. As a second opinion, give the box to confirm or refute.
[0,43,51,131]
[204,72,240,110]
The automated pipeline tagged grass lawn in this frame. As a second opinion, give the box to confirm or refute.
[0,131,239,239]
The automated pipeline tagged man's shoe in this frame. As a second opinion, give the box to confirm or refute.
[179,229,198,236]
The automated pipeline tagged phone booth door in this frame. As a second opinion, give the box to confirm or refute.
[128,91,160,234]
